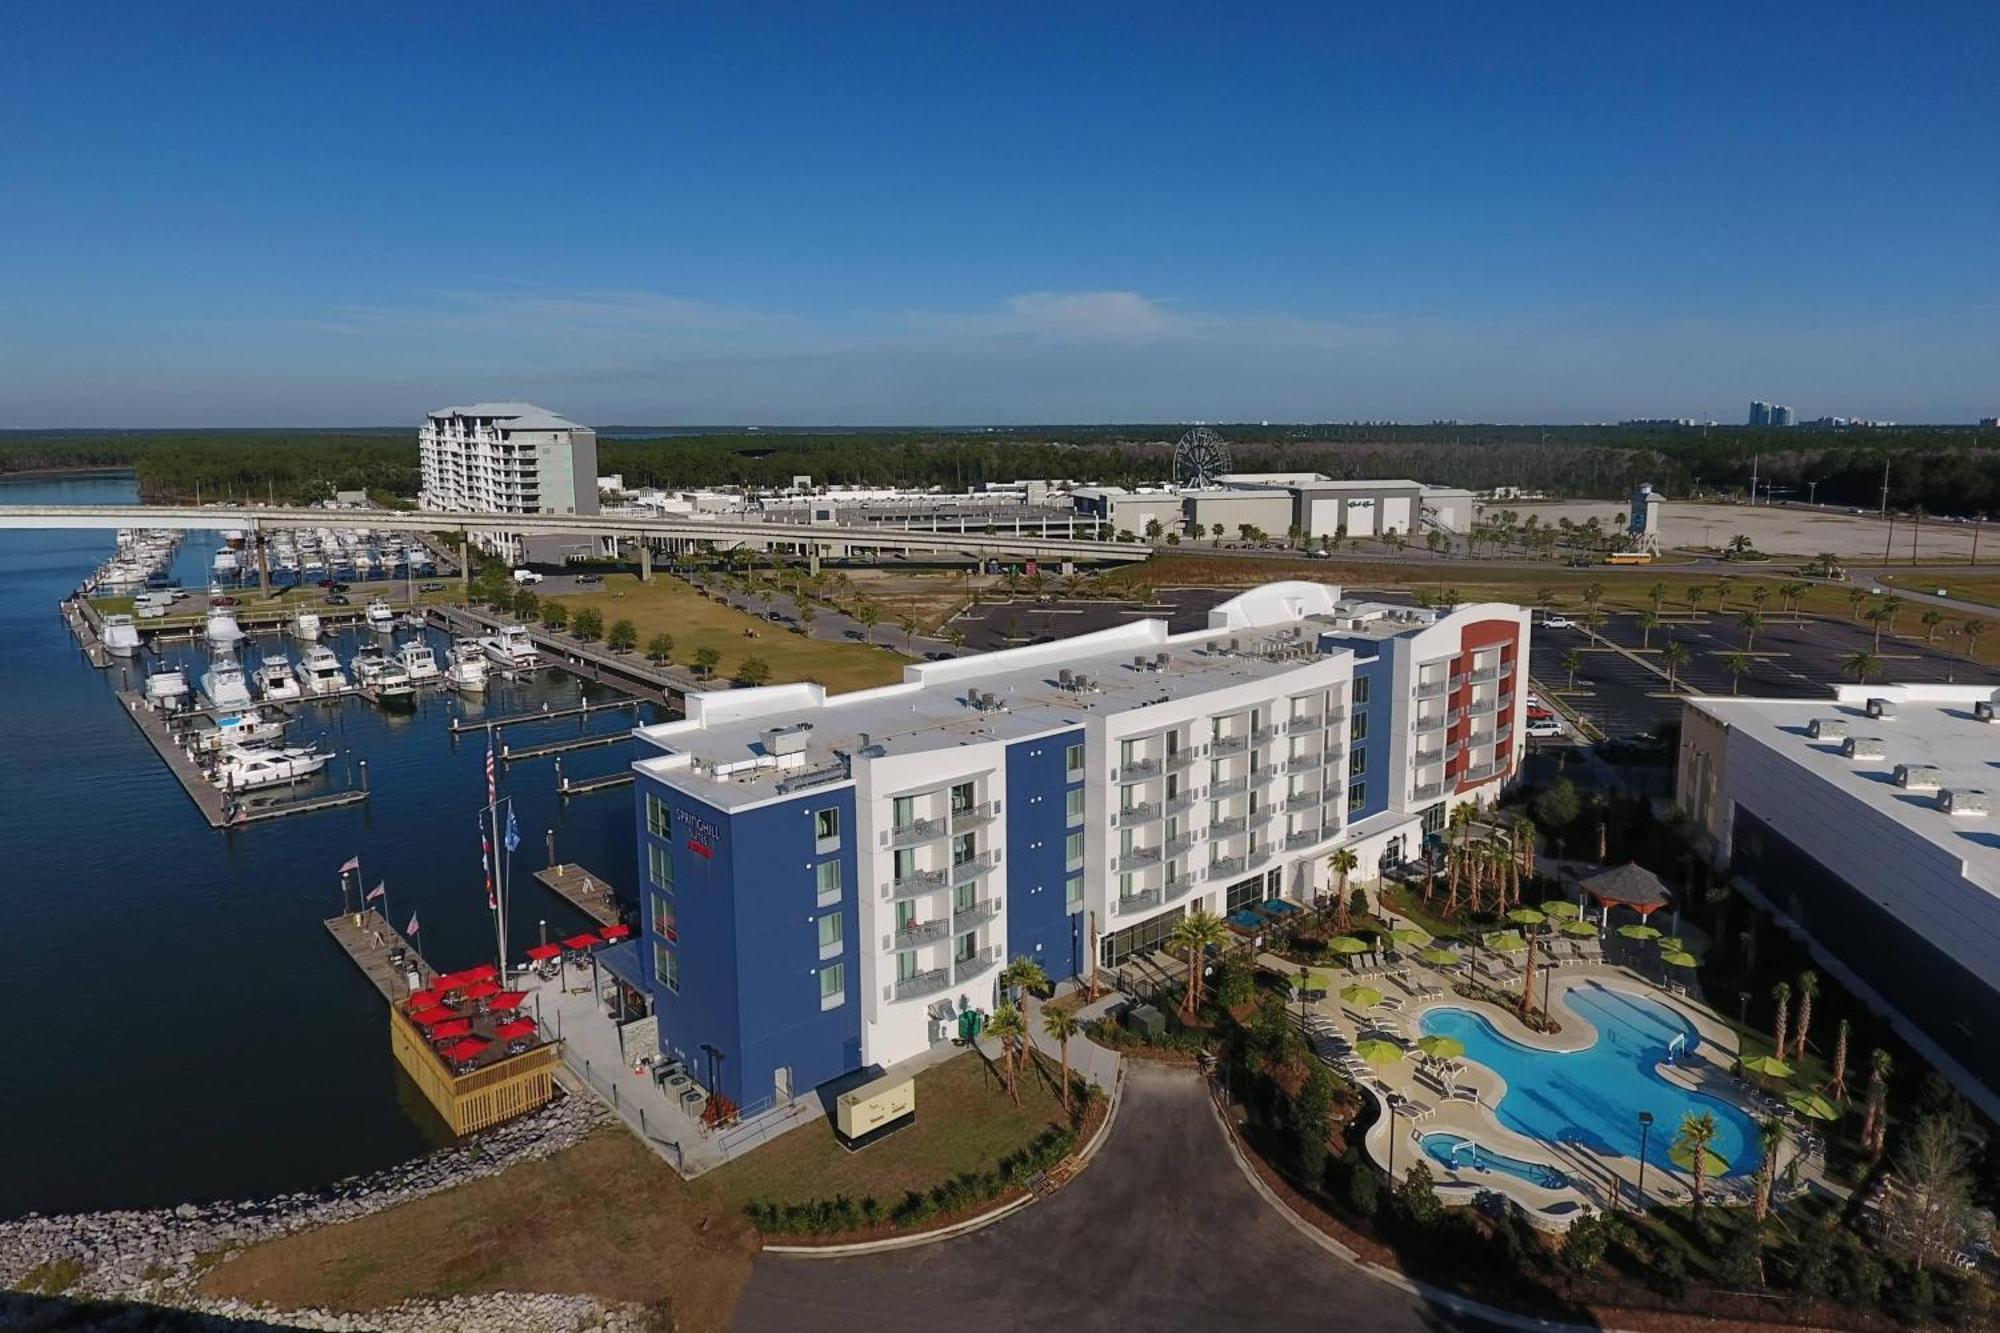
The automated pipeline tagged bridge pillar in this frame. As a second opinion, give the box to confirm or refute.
[459,534,471,593]
[255,525,271,597]
[808,544,821,576]
[638,541,652,583]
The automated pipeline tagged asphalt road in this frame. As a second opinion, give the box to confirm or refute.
[732,1063,1492,1333]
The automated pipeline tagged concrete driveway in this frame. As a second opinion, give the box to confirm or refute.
[733,1063,1497,1332]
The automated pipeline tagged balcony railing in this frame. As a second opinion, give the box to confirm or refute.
[1118,845,1162,869]
[1495,722,1514,742]
[1446,707,1467,726]
[1285,790,1322,812]
[1249,766,1281,786]
[890,816,949,849]
[1498,659,1517,678]
[1466,730,1496,749]
[1412,745,1444,766]
[1470,664,1499,683]
[1289,713,1322,732]
[954,946,1000,977]
[893,966,952,1002]
[952,898,1001,929]
[1164,748,1198,773]
[1251,725,1280,744]
[1463,760,1507,783]
[1210,775,1249,798]
[1449,672,1469,691]
[1208,854,1246,879]
[1164,832,1196,859]
[887,868,948,900]
[1212,734,1247,756]
[951,800,998,828]
[1415,678,1448,699]
[1164,790,1198,815]
[951,850,999,884]
[1210,814,1248,838]
[1414,713,1445,733]
[1113,801,1160,826]
[1325,706,1347,724]
[887,918,950,948]
[1243,845,1274,871]
[1284,827,1323,850]
[1118,887,1164,915]
[1117,758,1160,781]
[1284,752,1330,774]
[1412,781,1445,801]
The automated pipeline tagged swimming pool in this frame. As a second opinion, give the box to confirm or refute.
[1420,1132,1571,1190]
[1418,982,1759,1176]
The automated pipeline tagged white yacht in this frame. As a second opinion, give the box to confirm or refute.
[299,645,349,696]
[205,605,245,648]
[444,639,489,694]
[291,608,323,641]
[144,666,191,712]
[189,709,287,753]
[211,548,241,579]
[215,745,331,791]
[364,598,396,632]
[352,649,416,703]
[199,653,255,710]
[252,653,303,701]
[479,625,541,671]
[100,613,142,658]
[394,638,442,684]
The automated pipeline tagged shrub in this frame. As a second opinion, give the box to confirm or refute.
[607,618,638,652]
[571,607,605,641]
[1649,1247,1688,1300]
[1562,1213,1611,1275]
[1345,1162,1382,1218]
[541,600,569,629]
[1393,1162,1442,1229]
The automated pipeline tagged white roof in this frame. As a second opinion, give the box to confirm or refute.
[429,402,585,431]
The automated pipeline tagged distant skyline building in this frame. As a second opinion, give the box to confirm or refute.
[417,402,600,519]
[1772,405,1795,428]
[1748,401,1795,427]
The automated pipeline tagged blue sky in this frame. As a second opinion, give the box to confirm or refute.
[3,2,1997,426]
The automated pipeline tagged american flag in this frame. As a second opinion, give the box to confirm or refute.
[482,821,495,911]
[485,737,496,806]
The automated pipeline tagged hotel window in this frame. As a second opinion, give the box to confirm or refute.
[895,900,917,932]
[654,941,680,994]
[1350,747,1368,777]
[950,781,975,814]
[1347,778,1367,808]
[817,912,843,959]
[893,847,916,883]
[1066,874,1084,912]
[814,807,841,848]
[648,843,674,892]
[896,951,918,983]
[1120,738,1138,768]
[1350,712,1369,743]
[1353,676,1371,706]
[819,962,846,1009]
[955,882,976,913]
[1067,787,1085,824]
[645,793,671,838]
[955,932,978,964]
[815,859,843,905]
[1066,742,1084,776]
[651,891,677,944]
[953,831,977,866]
[892,795,915,831]
[1065,831,1084,869]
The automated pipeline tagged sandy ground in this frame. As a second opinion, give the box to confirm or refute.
[1496,499,1991,563]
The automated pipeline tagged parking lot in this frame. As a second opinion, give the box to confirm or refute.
[1531,609,1999,739]
[950,587,1234,652]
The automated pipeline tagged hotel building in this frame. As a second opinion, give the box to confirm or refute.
[417,403,600,546]
[629,582,1530,1109]
[1679,684,2000,1121]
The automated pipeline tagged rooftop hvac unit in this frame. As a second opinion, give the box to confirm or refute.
[1155,652,1169,670]
[1841,735,1887,760]
[1807,718,1848,740]
[1865,697,1896,720]
[764,722,812,756]
[1938,789,1991,816]
[1059,668,1075,690]
[1894,763,1943,791]
[1976,700,1996,723]
[1134,655,1149,671]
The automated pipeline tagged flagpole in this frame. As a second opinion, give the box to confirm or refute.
[352,858,362,927]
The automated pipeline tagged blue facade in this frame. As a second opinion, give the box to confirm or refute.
[1343,646,1392,822]
[635,775,861,1108]
[1003,728,1086,981]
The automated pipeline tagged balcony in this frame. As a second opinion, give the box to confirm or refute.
[1284,827,1323,850]
[1289,713,1323,732]
[1470,664,1499,683]
[1208,854,1246,879]
[1284,752,1330,774]
[1324,706,1347,724]
[1117,758,1160,782]
[1449,672,1469,691]
[1463,760,1507,783]
[1415,678,1448,699]
[1164,749,1198,773]
[1210,814,1248,838]
[952,898,1001,930]
[1249,766,1281,787]
[951,850,999,884]
[887,917,950,948]
[1498,659,1517,678]
[1164,790,1198,816]
[890,816,949,849]
[1414,713,1445,733]
[951,800,998,829]
[1411,745,1444,766]
[1118,887,1165,915]
[1212,734,1248,756]
[893,966,952,1002]
[1164,832,1197,859]
[1251,725,1280,744]
[1243,845,1274,871]
[1412,781,1445,801]
[1446,707,1467,726]
[1113,800,1160,827]
[1210,775,1249,798]
[1118,844,1162,869]
[1494,722,1514,742]
[1466,729,1496,749]
[955,946,1000,978]
[1285,789,1322,812]
[888,868,948,900]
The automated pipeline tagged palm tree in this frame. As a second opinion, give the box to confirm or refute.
[986,1003,1026,1104]
[1921,609,1945,644]
[1865,602,1894,650]
[1862,1049,1893,1157]
[1043,1006,1081,1113]
[1677,1109,1721,1213]
[1327,848,1359,931]
[1638,609,1660,648]
[1659,640,1690,691]
[1793,970,1818,1063]
[1771,981,1791,1065]
[1561,649,1583,690]
[1003,955,1050,1005]
[1721,651,1752,694]
[1584,607,1607,644]
[1842,649,1881,684]
[1965,618,1987,661]
[947,627,967,655]
[898,613,920,651]
[1829,1018,1851,1103]
[1648,581,1667,615]
[854,603,880,643]
[1169,909,1228,1018]
[1518,926,1538,1020]
[1750,584,1772,611]
[1685,583,1708,615]
[1754,1115,1789,1223]
[1738,608,1764,653]
[1847,586,1869,621]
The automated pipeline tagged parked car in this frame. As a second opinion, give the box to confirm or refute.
[324,592,351,606]
[1526,717,1566,739]
[1541,615,1573,629]
[511,568,544,585]
[575,573,604,585]
[420,581,444,592]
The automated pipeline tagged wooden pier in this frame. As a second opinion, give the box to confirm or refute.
[503,731,628,763]
[531,863,624,928]
[324,908,434,999]
[116,690,370,829]
[450,698,643,733]
[560,770,635,798]
[63,600,111,668]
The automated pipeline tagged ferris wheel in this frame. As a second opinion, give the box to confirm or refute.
[1171,427,1232,489]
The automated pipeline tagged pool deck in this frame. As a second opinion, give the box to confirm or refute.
[1268,941,1839,1229]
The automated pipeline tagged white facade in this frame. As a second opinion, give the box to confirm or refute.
[418,402,600,519]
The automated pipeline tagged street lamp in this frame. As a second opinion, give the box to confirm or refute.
[1386,1093,1405,1182]
[1636,1110,1654,1211]
[1298,966,1309,1026]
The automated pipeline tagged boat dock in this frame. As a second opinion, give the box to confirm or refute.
[531,863,624,928]
[323,908,434,1000]
[560,770,634,798]
[449,698,643,733]
[116,690,370,829]
[503,731,628,763]
[62,600,111,668]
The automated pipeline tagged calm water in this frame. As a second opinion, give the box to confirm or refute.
[0,472,648,1219]
[1419,981,1761,1176]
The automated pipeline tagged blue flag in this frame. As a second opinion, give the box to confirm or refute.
[504,802,521,854]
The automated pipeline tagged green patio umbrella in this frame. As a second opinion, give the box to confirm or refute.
[1487,930,1529,953]
[1656,937,1692,952]
[1659,949,1700,969]
[1559,919,1599,938]
[1616,923,1662,941]
[1389,927,1432,947]
[1416,945,1463,966]
[1669,1141,1730,1177]
[1540,900,1581,919]
[1354,1038,1405,1066]
[1338,983,1384,1009]
[1741,1054,1794,1079]
[1506,907,1547,926]
[1326,935,1371,956]
[1415,1034,1466,1061]
[1786,1090,1841,1122]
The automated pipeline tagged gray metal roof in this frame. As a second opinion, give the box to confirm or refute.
[428,402,584,430]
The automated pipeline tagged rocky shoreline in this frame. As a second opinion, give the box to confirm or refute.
[0,1093,646,1331]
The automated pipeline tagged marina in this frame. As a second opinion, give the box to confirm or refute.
[503,730,631,764]
[531,863,626,929]
[115,690,371,828]
[448,696,644,733]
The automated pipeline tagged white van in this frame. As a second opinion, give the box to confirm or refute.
[511,568,544,585]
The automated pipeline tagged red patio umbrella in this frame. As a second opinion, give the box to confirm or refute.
[442,1037,490,1063]
[487,991,528,1011]
[431,1018,473,1040]
[562,932,600,950]
[525,943,562,962]
[495,1018,537,1040]
[599,923,632,941]
[408,1007,455,1027]
[461,963,499,983]
[462,980,502,1002]
[407,988,441,1010]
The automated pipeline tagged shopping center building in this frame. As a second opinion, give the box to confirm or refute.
[629,581,1530,1108]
